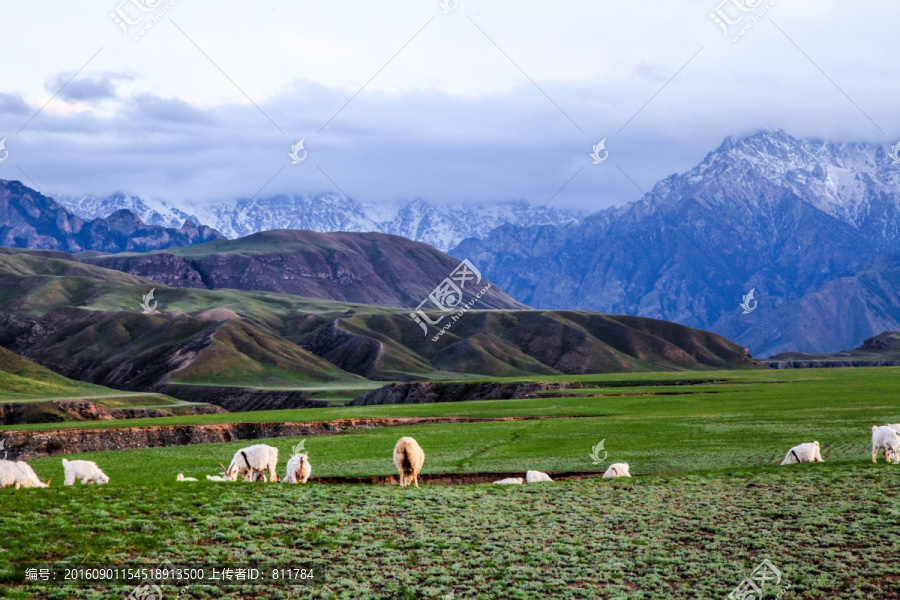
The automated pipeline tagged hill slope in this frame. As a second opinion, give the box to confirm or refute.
[0,345,113,401]
[0,247,762,410]
[81,229,526,310]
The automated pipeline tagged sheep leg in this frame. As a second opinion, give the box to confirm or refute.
[873,448,878,463]
[268,463,277,482]
[413,473,419,489]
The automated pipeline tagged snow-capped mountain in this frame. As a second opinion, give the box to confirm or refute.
[55,192,197,230]
[55,193,583,251]
[453,130,900,356]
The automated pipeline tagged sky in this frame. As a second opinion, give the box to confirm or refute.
[0,0,897,213]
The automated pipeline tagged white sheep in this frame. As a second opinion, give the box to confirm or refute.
[493,477,523,485]
[525,470,553,483]
[603,463,631,478]
[872,426,900,464]
[282,453,312,484]
[393,437,425,488]
[62,459,109,485]
[176,473,198,482]
[224,444,279,482]
[779,441,823,465]
[206,473,229,482]
[0,460,49,489]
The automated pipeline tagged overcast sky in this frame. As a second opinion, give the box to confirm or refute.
[0,0,896,212]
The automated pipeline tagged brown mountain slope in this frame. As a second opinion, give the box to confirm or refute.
[82,229,526,309]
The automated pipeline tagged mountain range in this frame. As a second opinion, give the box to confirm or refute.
[9,129,900,356]
[55,193,582,252]
[0,180,222,253]
[453,130,900,356]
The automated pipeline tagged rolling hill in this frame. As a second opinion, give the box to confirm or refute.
[80,229,526,310]
[0,247,762,411]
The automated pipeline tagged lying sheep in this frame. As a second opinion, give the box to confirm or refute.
[493,477,523,485]
[603,463,631,478]
[206,473,229,482]
[525,470,553,483]
[282,453,312,484]
[393,437,425,488]
[224,444,279,482]
[0,460,48,489]
[176,473,198,482]
[872,426,900,464]
[62,459,109,485]
[780,441,823,465]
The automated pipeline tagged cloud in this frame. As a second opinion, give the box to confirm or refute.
[0,0,895,213]
[0,93,31,116]
[130,94,213,124]
[45,72,133,103]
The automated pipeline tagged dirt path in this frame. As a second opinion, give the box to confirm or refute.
[308,470,607,486]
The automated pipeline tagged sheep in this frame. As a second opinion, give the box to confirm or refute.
[224,444,279,482]
[872,426,900,464]
[176,473,198,482]
[0,460,49,489]
[393,437,425,488]
[62,459,109,485]
[282,453,312,484]
[603,463,631,478]
[493,477,523,485]
[206,473,229,482]
[779,441,823,465]
[525,470,553,483]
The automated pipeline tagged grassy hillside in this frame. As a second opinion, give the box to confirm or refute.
[0,346,120,401]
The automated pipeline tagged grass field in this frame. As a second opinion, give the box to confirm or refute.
[2,368,900,598]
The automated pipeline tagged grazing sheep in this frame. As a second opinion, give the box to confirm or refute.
[493,477,523,485]
[603,463,631,478]
[62,459,109,485]
[872,426,900,464]
[176,473,198,482]
[779,441,823,465]
[0,460,48,489]
[282,453,312,484]
[224,444,279,482]
[525,470,553,483]
[393,437,425,488]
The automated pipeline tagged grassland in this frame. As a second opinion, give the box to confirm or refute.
[2,367,900,598]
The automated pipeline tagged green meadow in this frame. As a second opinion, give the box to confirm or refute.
[2,367,900,598]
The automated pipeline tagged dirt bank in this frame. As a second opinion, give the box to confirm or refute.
[309,470,607,486]
[350,381,587,406]
[0,400,224,426]
[765,360,900,369]
[160,385,329,412]
[0,415,592,460]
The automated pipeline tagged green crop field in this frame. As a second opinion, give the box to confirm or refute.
[2,367,900,599]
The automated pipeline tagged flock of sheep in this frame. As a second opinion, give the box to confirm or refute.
[2,425,900,491]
